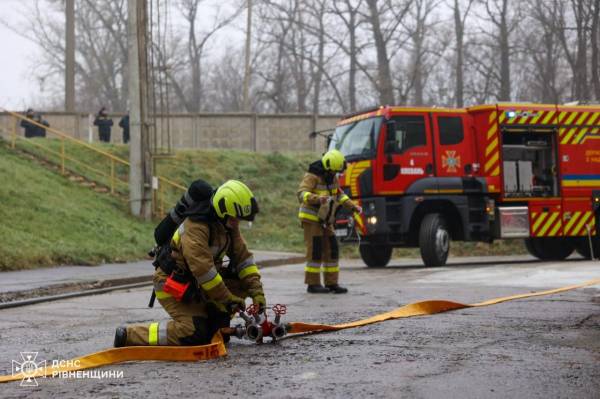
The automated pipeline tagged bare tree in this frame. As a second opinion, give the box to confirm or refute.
[364,0,396,105]
[170,0,242,112]
[520,0,566,103]
[479,0,521,101]
[1,0,130,110]
[556,0,598,101]
[591,0,600,100]
[451,0,474,107]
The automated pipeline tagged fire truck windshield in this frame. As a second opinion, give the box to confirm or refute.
[328,116,383,161]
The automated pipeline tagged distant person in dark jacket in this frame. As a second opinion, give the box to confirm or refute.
[94,107,113,142]
[119,113,130,144]
[34,113,49,137]
[20,109,49,138]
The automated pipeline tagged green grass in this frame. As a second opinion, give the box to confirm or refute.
[0,141,154,270]
[1,138,525,270]
[152,150,526,258]
[153,150,317,253]
[14,138,130,195]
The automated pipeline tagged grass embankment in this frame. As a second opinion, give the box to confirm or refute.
[152,149,527,258]
[1,138,525,270]
[0,141,154,270]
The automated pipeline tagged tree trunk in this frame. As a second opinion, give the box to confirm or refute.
[454,0,464,107]
[366,0,395,105]
[498,0,511,101]
[591,0,600,100]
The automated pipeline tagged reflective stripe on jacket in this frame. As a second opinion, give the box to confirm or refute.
[170,219,264,302]
[297,172,355,224]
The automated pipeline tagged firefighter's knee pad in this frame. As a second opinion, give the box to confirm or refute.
[329,236,339,260]
[178,317,211,346]
[312,236,323,261]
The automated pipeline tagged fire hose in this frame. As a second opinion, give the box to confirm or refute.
[1,277,599,384]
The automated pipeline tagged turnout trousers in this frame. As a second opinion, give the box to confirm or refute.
[302,221,340,286]
[125,271,246,346]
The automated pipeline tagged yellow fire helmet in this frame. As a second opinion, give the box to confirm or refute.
[212,180,259,221]
[322,149,347,172]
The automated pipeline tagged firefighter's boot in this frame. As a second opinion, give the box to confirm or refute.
[326,284,348,294]
[114,326,127,347]
[307,284,331,294]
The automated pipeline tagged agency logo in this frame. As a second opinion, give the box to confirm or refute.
[12,352,46,387]
[442,150,461,173]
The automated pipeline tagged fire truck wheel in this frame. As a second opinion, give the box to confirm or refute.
[524,238,544,259]
[574,237,600,259]
[419,213,450,267]
[359,243,392,268]
[525,238,574,261]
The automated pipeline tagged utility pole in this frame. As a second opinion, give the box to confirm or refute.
[242,0,252,111]
[128,0,153,219]
[65,0,75,112]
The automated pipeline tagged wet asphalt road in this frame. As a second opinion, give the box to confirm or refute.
[0,256,599,399]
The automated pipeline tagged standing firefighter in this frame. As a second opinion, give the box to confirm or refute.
[114,180,266,347]
[297,149,362,294]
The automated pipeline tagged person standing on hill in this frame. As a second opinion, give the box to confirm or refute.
[297,149,362,294]
[20,109,48,138]
[119,113,130,144]
[94,107,113,143]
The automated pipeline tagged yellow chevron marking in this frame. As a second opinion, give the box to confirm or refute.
[562,112,590,144]
[573,113,600,144]
[487,123,497,140]
[538,212,559,236]
[573,111,590,126]
[583,112,600,126]
[571,127,589,145]
[548,218,562,237]
[491,165,500,176]
[505,109,519,124]
[532,212,548,233]
[498,112,506,124]
[518,111,529,124]
[485,137,498,156]
[541,111,556,125]
[348,161,370,197]
[561,127,578,144]
[488,111,497,124]
[572,212,591,236]
[563,112,579,126]
[529,111,544,125]
[564,211,581,235]
[485,151,499,172]
[557,111,567,123]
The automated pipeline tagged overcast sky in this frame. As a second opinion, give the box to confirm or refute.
[0,0,40,109]
[0,0,244,111]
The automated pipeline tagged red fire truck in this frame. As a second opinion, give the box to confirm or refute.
[332,104,600,267]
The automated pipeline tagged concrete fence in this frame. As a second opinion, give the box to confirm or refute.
[0,112,341,153]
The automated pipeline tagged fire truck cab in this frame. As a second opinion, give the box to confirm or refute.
[332,104,600,267]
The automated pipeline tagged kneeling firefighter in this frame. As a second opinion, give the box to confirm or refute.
[114,180,265,347]
[297,149,362,294]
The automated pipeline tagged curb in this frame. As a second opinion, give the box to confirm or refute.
[0,256,304,310]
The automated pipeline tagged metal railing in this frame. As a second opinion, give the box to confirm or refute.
[2,110,186,217]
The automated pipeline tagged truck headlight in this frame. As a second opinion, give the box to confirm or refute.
[367,216,377,225]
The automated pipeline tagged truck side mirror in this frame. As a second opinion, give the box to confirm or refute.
[384,120,397,155]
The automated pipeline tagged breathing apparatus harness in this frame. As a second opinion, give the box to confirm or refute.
[148,179,234,307]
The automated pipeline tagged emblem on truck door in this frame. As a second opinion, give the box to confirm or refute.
[442,150,461,173]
